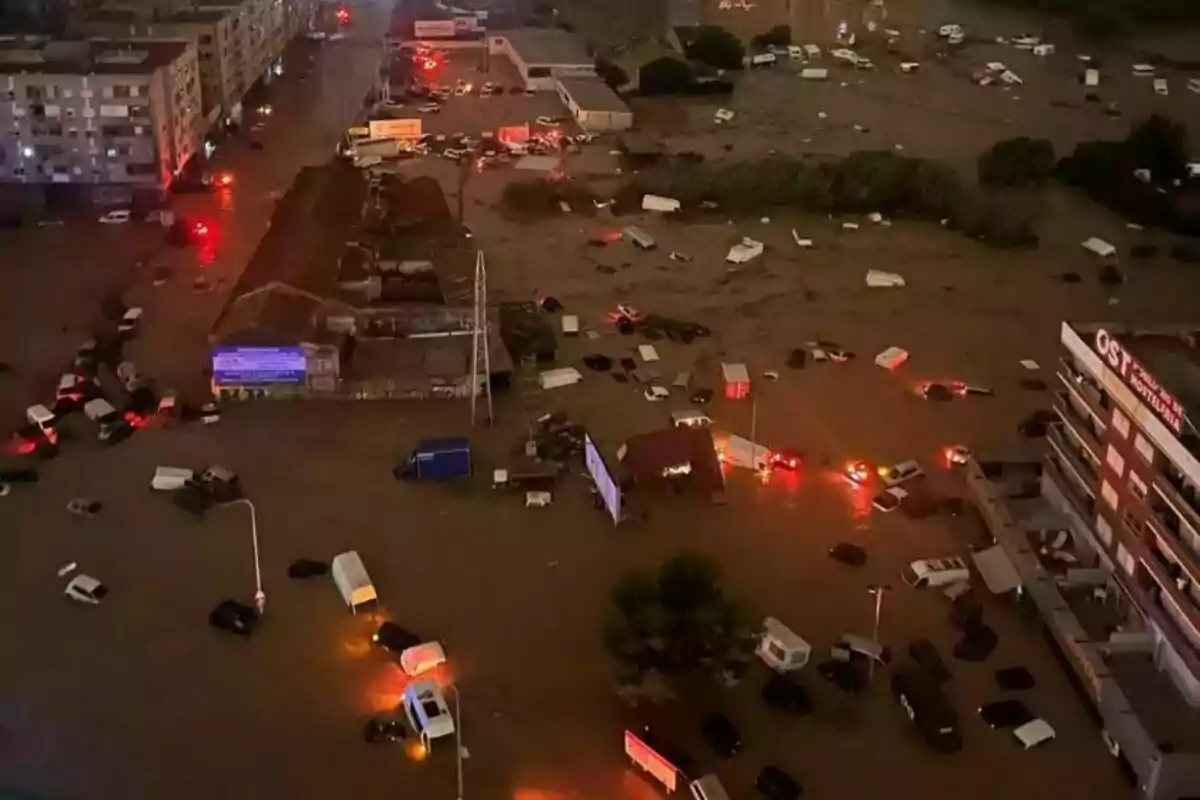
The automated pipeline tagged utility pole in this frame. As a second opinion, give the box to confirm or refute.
[469,250,493,427]
[867,584,891,682]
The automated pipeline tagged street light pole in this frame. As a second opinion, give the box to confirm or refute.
[447,683,464,800]
[868,584,890,682]
[224,498,265,614]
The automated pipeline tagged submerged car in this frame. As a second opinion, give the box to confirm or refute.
[756,765,802,800]
[373,621,422,654]
[979,699,1034,730]
[761,674,813,716]
[64,574,108,604]
[700,713,742,757]
[363,717,407,743]
[209,599,258,636]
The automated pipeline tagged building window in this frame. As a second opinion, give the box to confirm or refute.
[1134,432,1155,465]
[1111,407,1130,439]
[1116,543,1135,576]
[1123,508,1142,536]
[1106,445,1126,478]
[113,85,130,99]
[1096,514,1114,547]
[1130,471,1148,502]
[1102,480,1120,511]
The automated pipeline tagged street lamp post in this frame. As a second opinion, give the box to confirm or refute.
[868,584,890,682]
[223,498,265,614]
[446,683,464,800]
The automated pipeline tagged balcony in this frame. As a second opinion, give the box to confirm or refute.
[1043,452,1097,525]
[1058,357,1109,425]
[1054,391,1105,461]
[1047,424,1101,495]
[1128,540,1200,658]
[1156,472,1200,542]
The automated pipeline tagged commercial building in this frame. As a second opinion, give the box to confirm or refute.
[487,29,595,91]
[0,36,202,198]
[78,0,311,124]
[209,166,510,400]
[967,321,1200,800]
[555,77,631,132]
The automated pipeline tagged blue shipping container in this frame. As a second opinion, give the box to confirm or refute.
[402,437,471,480]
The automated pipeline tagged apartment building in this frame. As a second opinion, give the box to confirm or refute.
[963,321,1200,800]
[0,36,202,195]
[79,0,312,125]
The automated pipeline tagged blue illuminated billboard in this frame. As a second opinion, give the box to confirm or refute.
[212,346,307,386]
[584,432,622,525]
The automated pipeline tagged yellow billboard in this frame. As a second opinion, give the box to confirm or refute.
[368,118,422,141]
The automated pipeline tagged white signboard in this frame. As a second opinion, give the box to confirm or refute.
[414,19,457,38]
[585,433,621,525]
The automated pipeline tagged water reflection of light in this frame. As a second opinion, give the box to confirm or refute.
[362,659,457,715]
[514,792,568,800]
[215,187,234,213]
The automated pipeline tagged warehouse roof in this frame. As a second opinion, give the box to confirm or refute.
[556,78,630,113]
[493,28,591,66]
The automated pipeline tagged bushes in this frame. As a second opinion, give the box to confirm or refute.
[751,25,791,50]
[639,57,696,96]
[978,137,1056,187]
[681,26,744,71]
[624,151,1038,248]
[1056,114,1195,234]
[595,58,629,91]
[501,178,596,216]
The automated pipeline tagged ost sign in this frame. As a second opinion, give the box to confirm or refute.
[1094,328,1185,435]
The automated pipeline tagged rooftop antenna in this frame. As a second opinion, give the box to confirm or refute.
[470,249,493,427]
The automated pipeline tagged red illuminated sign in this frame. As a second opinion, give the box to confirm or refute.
[624,730,678,792]
[1094,328,1185,435]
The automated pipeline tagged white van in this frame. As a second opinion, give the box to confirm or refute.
[880,460,924,487]
[400,641,447,677]
[750,52,777,67]
[402,680,455,748]
[903,556,971,588]
[623,226,656,250]
[151,466,194,491]
[98,209,131,224]
[690,774,731,800]
[787,45,805,60]
[331,550,378,613]
[800,68,828,80]
[671,409,713,428]
[1084,68,1099,87]
[757,616,811,671]
[1014,718,1056,749]
[26,404,56,433]
[561,314,580,336]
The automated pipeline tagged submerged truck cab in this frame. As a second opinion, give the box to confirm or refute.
[395,438,472,480]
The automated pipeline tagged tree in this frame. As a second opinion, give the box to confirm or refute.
[751,24,791,50]
[683,26,745,71]
[977,137,1056,187]
[604,553,752,694]
[1126,114,1189,182]
[595,58,629,91]
[639,57,695,96]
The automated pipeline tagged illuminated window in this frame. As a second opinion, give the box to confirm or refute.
[1101,480,1119,511]
[1111,407,1130,439]
[1134,433,1155,465]
[1116,543,1135,576]
[1106,445,1126,478]
[1096,514,1114,547]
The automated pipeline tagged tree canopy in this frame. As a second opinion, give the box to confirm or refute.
[604,553,753,693]
[751,25,791,50]
[682,26,745,71]
[977,137,1056,187]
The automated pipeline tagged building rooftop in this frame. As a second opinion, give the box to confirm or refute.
[556,77,629,113]
[1068,322,1200,446]
[493,28,591,66]
[0,37,190,75]
[1118,329,1200,428]
[211,163,366,341]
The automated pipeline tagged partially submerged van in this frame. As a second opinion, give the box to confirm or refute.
[891,666,962,753]
[623,226,656,250]
[690,774,731,800]
[332,551,377,613]
[671,409,713,428]
[903,556,971,588]
[151,466,194,491]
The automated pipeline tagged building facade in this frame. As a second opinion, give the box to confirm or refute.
[1045,321,1200,798]
[79,0,311,125]
[0,36,202,195]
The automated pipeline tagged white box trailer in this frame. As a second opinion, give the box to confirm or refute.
[151,467,194,491]
[724,435,770,470]
[1081,237,1116,258]
[757,616,811,671]
[332,551,378,613]
[539,367,583,389]
[642,194,681,212]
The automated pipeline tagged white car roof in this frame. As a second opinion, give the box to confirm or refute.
[68,574,102,592]
[1013,718,1056,748]
[909,556,967,576]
